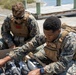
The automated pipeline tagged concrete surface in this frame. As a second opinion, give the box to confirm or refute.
[26,4,74,14]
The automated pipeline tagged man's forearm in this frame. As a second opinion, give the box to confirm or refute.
[0,56,12,67]
[3,56,11,63]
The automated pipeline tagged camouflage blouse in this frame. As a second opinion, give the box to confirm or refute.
[1,12,39,47]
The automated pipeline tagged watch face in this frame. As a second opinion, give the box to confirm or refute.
[40,68,45,74]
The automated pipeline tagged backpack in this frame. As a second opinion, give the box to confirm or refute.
[61,23,76,33]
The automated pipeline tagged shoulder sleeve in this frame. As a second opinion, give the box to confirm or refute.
[1,16,14,47]
[9,34,46,60]
[22,34,45,51]
[27,14,40,37]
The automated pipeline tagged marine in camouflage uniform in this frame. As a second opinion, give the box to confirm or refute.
[0,16,76,75]
[0,2,39,49]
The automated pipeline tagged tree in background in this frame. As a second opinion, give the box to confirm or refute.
[0,0,35,9]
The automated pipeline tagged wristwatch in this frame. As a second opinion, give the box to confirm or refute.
[40,68,45,74]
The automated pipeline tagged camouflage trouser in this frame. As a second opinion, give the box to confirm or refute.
[0,38,23,50]
[59,61,76,75]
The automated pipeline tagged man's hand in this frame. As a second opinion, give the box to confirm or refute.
[28,69,40,75]
[0,56,11,67]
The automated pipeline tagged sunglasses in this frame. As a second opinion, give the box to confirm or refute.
[14,16,24,19]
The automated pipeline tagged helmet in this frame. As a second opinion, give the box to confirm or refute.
[12,2,25,18]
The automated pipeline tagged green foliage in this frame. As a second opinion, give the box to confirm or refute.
[0,0,35,9]
[27,0,35,3]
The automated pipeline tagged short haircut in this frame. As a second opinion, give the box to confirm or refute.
[12,2,25,17]
[12,2,24,11]
[43,16,61,32]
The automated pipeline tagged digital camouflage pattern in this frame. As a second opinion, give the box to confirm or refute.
[1,11,39,48]
[8,31,76,75]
